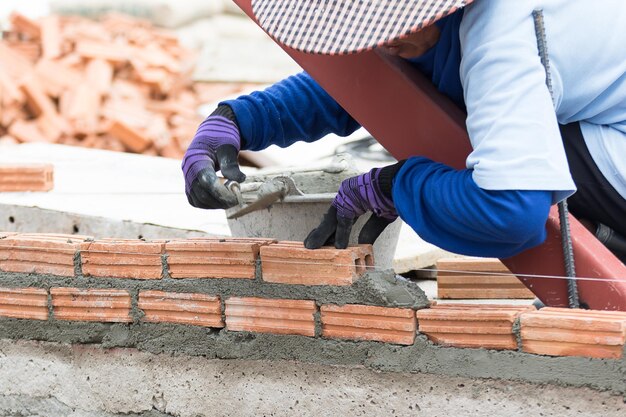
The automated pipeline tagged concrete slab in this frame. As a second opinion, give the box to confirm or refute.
[0,339,623,417]
[0,143,230,237]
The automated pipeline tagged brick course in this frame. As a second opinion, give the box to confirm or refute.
[51,287,132,322]
[0,287,48,320]
[81,239,164,279]
[0,233,90,276]
[166,238,274,279]
[139,290,224,327]
[520,307,626,359]
[261,241,374,286]
[225,296,316,336]
[321,304,416,345]
[416,304,533,350]
[436,258,534,299]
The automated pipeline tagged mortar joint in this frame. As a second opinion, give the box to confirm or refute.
[161,253,170,279]
[512,316,523,351]
[129,288,144,323]
[313,306,323,338]
[73,250,82,278]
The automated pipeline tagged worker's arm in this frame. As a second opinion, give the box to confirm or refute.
[392,159,552,257]
[220,72,361,151]
[393,1,576,257]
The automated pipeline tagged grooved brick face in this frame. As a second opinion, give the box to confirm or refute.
[225,296,317,336]
[436,258,534,299]
[81,239,165,279]
[520,307,626,359]
[416,304,534,350]
[260,241,374,286]
[0,233,91,276]
[0,287,48,320]
[321,304,416,345]
[51,287,132,322]
[138,290,224,327]
[165,238,275,279]
[0,164,54,192]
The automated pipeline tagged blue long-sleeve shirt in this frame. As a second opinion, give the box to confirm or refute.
[223,4,609,258]
[223,70,551,258]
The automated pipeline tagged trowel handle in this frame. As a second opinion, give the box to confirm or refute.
[225,180,243,205]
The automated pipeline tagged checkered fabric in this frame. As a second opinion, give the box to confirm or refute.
[252,0,472,55]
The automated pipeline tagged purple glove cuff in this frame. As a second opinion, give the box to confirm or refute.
[182,115,240,193]
[332,168,397,221]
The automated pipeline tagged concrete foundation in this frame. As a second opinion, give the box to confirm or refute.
[0,339,624,417]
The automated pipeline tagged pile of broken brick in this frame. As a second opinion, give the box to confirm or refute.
[1,232,625,359]
[0,12,252,158]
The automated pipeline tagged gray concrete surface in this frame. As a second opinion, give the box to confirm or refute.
[0,339,624,417]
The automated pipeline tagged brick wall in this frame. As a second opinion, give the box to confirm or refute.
[1,232,625,358]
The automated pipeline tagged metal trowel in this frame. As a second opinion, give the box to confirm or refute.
[226,176,304,219]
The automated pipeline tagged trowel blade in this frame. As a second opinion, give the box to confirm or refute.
[227,190,284,219]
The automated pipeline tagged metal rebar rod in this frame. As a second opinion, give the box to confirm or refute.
[532,9,579,308]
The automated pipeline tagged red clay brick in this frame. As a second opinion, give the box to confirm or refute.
[107,119,152,153]
[436,258,534,299]
[35,59,82,98]
[81,239,165,280]
[225,297,316,336]
[75,40,131,64]
[260,241,374,286]
[138,290,223,327]
[0,164,54,192]
[321,304,416,345]
[520,307,626,359]
[10,13,41,39]
[20,73,58,118]
[0,287,48,320]
[416,304,533,350]
[40,15,61,59]
[86,59,113,96]
[166,238,274,279]
[51,287,132,322]
[0,233,90,276]
[7,120,49,144]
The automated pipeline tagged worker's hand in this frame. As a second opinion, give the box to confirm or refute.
[182,105,246,209]
[304,163,405,249]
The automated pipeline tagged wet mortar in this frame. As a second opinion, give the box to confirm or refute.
[0,270,624,395]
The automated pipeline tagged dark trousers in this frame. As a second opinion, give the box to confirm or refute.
[560,122,626,260]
